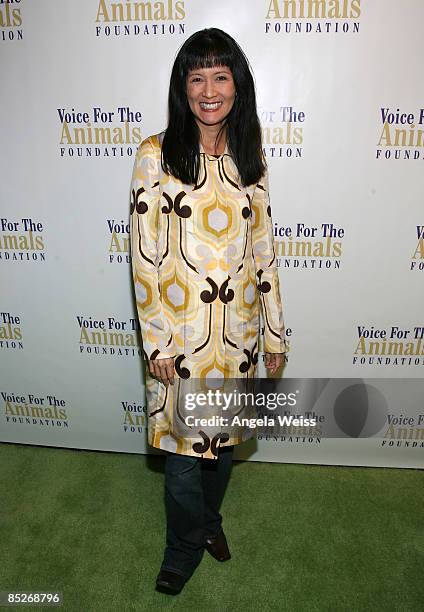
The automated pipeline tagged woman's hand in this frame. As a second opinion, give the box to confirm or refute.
[264,352,284,375]
[148,357,175,386]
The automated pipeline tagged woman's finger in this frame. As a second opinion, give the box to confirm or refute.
[165,361,175,385]
[152,360,161,381]
[158,361,170,386]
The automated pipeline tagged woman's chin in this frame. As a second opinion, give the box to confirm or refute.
[196,113,229,127]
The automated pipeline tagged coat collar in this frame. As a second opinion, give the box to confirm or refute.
[199,140,230,161]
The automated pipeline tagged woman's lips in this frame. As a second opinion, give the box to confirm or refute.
[199,101,223,112]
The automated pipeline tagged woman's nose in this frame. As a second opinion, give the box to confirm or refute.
[202,78,216,98]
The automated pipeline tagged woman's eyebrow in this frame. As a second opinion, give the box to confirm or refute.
[188,68,231,76]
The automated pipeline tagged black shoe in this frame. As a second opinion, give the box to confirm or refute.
[205,529,231,562]
[155,569,187,595]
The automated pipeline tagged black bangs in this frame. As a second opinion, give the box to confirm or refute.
[181,37,234,75]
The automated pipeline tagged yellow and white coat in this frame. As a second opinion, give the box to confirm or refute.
[129,132,286,459]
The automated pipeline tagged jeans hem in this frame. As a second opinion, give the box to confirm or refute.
[160,565,189,579]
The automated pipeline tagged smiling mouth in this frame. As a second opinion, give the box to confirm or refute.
[199,101,223,111]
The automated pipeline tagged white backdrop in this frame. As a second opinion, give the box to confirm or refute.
[1,0,423,468]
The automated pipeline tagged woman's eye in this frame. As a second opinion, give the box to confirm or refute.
[216,75,227,81]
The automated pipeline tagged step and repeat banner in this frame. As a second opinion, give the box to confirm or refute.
[1,1,423,468]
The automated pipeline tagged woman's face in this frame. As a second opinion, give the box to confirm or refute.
[186,65,236,128]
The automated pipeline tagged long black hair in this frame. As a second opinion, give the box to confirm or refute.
[161,28,266,187]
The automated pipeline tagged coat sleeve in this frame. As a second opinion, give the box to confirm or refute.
[250,167,287,354]
[129,137,176,360]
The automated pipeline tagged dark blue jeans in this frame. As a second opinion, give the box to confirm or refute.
[161,445,234,579]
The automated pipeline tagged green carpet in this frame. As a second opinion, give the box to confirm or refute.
[0,442,422,611]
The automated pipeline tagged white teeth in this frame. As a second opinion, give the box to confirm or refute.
[200,102,222,110]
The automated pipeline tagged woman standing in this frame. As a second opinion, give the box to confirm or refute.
[130,28,286,594]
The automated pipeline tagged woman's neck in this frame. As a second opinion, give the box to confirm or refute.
[197,122,227,156]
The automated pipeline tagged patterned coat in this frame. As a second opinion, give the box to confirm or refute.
[129,132,286,459]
